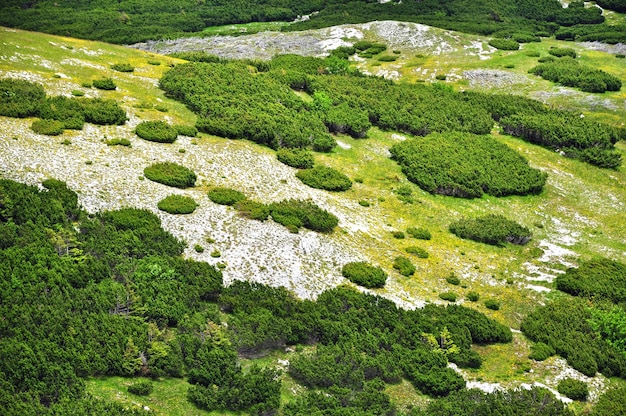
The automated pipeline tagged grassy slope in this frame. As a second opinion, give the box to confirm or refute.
[1,25,626,412]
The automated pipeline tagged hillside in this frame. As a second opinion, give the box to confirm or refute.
[0,22,626,415]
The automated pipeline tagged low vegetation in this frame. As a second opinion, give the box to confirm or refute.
[393,256,416,276]
[157,194,198,214]
[92,78,117,90]
[529,57,622,93]
[135,120,178,143]
[207,187,246,206]
[144,162,197,188]
[295,165,352,192]
[488,38,520,50]
[277,148,315,169]
[449,215,532,246]
[110,63,134,73]
[268,199,338,233]
[341,261,388,288]
[30,119,65,136]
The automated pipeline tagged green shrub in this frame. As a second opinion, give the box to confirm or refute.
[557,378,588,401]
[194,244,204,253]
[157,194,198,214]
[174,124,198,137]
[128,380,153,396]
[616,54,626,59]
[0,78,45,117]
[513,33,541,43]
[435,74,447,80]
[235,200,270,221]
[378,55,398,62]
[296,166,352,192]
[529,57,621,93]
[446,274,461,285]
[341,261,387,288]
[390,132,546,198]
[449,214,531,246]
[393,256,416,276]
[147,60,161,65]
[208,187,247,206]
[80,98,127,125]
[529,342,555,361]
[405,246,428,258]
[71,90,85,97]
[135,120,178,143]
[211,249,221,258]
[358,200,370,207]
[548,47,577,58]
[406,227,431,240]
[37,96,85,130]
[92,78,117,90]
[392,231,405,239]
[31,119,65,135]
[312,135,336,153]
[555,258,626,303]
[484,299,501,310]
[144,162,197,188]
[525,51,541,57]
[269,199,338,233]
[537,56,555,63]
[439,292,457,302]
[111,63,134,72]
[488,39,520,50]
[277,148,314,169]
[466,291,480,302]
[105,138,131,147]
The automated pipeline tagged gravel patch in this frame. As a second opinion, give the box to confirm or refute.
[463,69,532,88]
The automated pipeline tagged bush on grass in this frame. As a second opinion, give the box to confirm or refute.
[135,121,178,143]
[144,162,196,188]
[157,194,198,214]
[341,261,387,288]
[31,119,64,135]
[208,187,247,206]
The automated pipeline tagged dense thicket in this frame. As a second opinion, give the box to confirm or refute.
[521,297,626,378]
[556,258,626,304]
[390,133,547,198]
[0,78,127,129]
[555,23,626,43]
[449,215,531,246]
[500,112,622,169]
[529,57,622,93]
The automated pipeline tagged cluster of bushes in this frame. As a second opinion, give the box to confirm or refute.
[500,112,622,168]
[277,148,314,169]
[529,57,622,93]
[341,261,388,288]
[157,194,198,214]
[268,199,338,233]
[111,63,134,72]
[405,246,429,258]
[393,256,416,276]
[295,165,352,192]
[548,47,577,58]
[144,162,197,188]
[449,214,532,246]
[135,120,178,143]
[390,133,547,198]
[556,258,626,304]
[0,79,127,132]
[353,40,387,58]
[488,38,520,50]
[174,124,198,137]
[92,78,117,90]
[557,378,588,401]
[407,227,432,240]
[555,1,604,27]
[555,23,626,44]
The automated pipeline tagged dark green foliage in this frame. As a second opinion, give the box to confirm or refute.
[144,162,196,188]
[446,274,461,285]
[296,166,352,192]
[269,199,338,233]
[425,387,574,415]
[37,96,85,130]
[174,124,198,137]
[450,215,531,246]
[390,133,546,198]
[556,258,626,303]
[555,2,604,26]
[127,380,153,396]
[529,57,622,93]
[501,111,622,168]
[392,231,405,239]
[341,261,387,288]
[378,55,398,62]
[30,119,65,136]
[207,187,246,206]
[529,342,555,361]
[157,194,198,214]
[0,78,45,117]
[79,98,127,125]
[521,297,626,378]
[276,148,314,169]
[596,0,626,12]
[111,63,134,73]
[235,200,270,221]
[557,378,588,401]
[92,78,117,90]
[466,292,480,302]
[393,256,416,276]
[513,33,541,43]
[484,299,501,310]
[439,292,457,302]
[405,246,429,258]
[488,38,520,50]
[135,121,178,143]
[538,55,556,63]
[593,387,626,415]
[548,47,577,58]
[105,138,131,146]
[407,227,432,240]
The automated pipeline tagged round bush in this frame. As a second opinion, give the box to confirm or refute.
[128,380,153,396]
[135,121,178,143]
[392,231,405,239]
[92,78,117,90]
[393,256,416,276]
[439,292,457,302]
[111,63,134,72]
[405,246,429,258]
[296,166,352,192]
[406,227,432,240]
[449,214,532,246]
[466,291,480,302]
[557,378,588,401]
[488,38,520,50]
[31,119,65,136]
[157,194,198,214]
[484,299,501,310]
[277,148,314,169]
[80,98,127,125]
[446,274,460,285]
[144,162,197,188]
[341,261,388,288]
[208,187,247,206]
